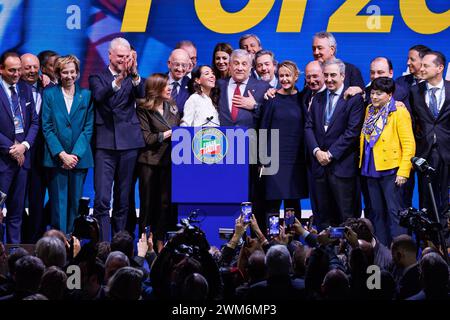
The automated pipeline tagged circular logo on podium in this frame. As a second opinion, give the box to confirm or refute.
[192,128,228,164]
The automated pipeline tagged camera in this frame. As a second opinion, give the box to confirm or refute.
[241,202,252,224]
[72,198,99,243]
[268,214,280,236]
[399,207,442,236]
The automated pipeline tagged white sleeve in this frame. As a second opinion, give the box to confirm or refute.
[180,95,196,127]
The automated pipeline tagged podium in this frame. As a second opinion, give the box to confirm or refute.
[171,127,251,243]
[172,126,250,203]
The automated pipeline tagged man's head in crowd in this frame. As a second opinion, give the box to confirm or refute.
[37,50,59,82]
[304,60,325,92]
[105,251,130,282]
[39,266,68,300]
[14,255,45,295]
[420,51,446,84]
[20,53,40,84]
[176,40,197,74]
[229,49,252,83]
[255,50,277,82]
[239,34,262,60]
[111,231,134,259]
[266,245,292,277]
[370,57,394,81]
[391,235,417,269]
[181,272,209,301]
[0,51,22,85]
[419,252,449,298]
[35,236,67,268]
[312,31,337,63]
[168,48,190,81]
[321,269,350,300]
[406,44,431,78]
[247,250,266,283]
[107,266,143,300]
[323,58,345,92]
[108,37,131,74]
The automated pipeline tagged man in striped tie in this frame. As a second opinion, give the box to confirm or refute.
[0,51,39,244]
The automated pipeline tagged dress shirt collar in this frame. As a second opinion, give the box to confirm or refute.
[426,79,444,91]
[327,84,344,97]
[168,73,182,86]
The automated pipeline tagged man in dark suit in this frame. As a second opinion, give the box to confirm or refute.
[0,52,39,244]
[396,45,431,89]
[410,51,450,223]
[218,49,271,231]
[167,49,190,115]
[391,235,421,299]
[301,60,326,114]
[19,53,53,243]
[37,50,59,86]
[365,57,410,110]
[254,50,279,89]
[217,49,270,128]
[312,31,365,93]
[89,37,145,242]
[305,59,365,230]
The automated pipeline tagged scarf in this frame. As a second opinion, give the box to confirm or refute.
[362,98,394,147]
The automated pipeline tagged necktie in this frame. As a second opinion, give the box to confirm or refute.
[325,91,336,125]
[429,87,439,118]
[9,86,21,120]
[171,82,179,99]
[231,82,241,122]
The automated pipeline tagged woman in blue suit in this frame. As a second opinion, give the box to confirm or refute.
[42,55,94,234]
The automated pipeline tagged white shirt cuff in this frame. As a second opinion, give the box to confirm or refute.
[21,141,30,150]
[132,76,141,87]
[313,147,320,156]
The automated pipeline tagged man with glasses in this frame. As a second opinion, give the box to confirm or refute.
[167,49,191,115]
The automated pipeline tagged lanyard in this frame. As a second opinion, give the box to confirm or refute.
[0,80,24,120]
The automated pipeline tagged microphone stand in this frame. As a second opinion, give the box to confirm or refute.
[420,167,449,263]
[200,116,220,127]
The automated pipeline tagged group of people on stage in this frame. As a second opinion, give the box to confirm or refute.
[0,32,449,251]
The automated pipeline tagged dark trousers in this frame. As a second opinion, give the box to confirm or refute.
[366,174,407,246]
[22,163,49,243]
[0,164,28,244]
[314,169,359,230]
[138,163,175,241]
[417,147,449,226]
[121,168,138,238]
[93,148,139,242]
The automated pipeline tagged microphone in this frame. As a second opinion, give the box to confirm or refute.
[411,157,435,173]
[201,116,219,127]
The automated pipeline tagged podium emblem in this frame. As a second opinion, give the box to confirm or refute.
[192,128,228,164]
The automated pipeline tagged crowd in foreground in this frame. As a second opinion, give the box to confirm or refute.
[0,214,449,301]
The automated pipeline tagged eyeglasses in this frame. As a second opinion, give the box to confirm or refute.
[171,62,189,69]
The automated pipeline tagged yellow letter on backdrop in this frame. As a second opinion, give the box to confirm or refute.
[121,0,152,32]
[400,0,450,34]
[195,0,275,34]
[277,0,308,32]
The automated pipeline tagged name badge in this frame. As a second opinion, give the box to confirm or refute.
[14,115,25,134]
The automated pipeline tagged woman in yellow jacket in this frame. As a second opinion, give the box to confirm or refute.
[360,77,415,246]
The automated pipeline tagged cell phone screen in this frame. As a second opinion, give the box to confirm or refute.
[284,211,295,226]
[329,227,345,239]
[268,215,280,235]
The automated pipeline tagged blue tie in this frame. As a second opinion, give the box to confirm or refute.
[171,82,179,99]
[9,86,21,118]
[429,87,439,118]
[325,91,336,126]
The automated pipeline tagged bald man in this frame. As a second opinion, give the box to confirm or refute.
[365,57,410,111]
[20,53,54,243]
[167,49,190,114]
[302,61,326,112]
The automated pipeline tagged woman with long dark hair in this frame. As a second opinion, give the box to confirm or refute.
[181,65,220,127]
[136,73,180,252]
[211,43,233,79]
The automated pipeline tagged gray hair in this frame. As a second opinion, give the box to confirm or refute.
[265,245,292,277]
[239,34,262,49]
[323,58,346,76]
[314,31,337,54]
[35,236,67,268]
[230,49,252,65]
[175,40,197,50]
[105,251,130,267]
[255,50,277,66]
[109,37,131,52]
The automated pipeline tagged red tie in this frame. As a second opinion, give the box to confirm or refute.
[231,82,241,122]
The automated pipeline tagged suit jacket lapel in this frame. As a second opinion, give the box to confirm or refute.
[69,85,83,119]
[220,79,232,121]
[436,81,450,120]
[315,92,326,135]
[418,82,435,120]
[55,86,71,123]
[0,85,13,121]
